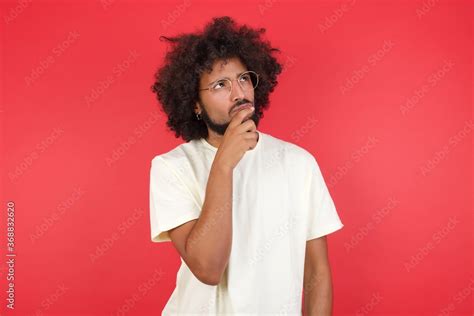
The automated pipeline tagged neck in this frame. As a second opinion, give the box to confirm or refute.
[205,131,222,149]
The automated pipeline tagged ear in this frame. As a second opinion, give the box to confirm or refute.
[194,101,201,114]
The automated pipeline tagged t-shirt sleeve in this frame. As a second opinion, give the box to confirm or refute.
[149,156,201,243]
[305,155,344,240]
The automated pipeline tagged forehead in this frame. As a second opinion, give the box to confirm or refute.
[201,57,248,82]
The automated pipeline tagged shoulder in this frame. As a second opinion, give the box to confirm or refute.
[150,139,201,174]
[261,131,317,167]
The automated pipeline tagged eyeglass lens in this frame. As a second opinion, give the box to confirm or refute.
[210,71,258,94]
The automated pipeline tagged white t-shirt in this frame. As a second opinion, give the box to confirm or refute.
[149,129,344,315]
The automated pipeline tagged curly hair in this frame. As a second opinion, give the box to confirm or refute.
[151,16,283,142]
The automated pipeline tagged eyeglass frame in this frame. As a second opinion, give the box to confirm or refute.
[198,70,260,97]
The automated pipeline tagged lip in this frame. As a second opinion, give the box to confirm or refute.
[231,102,253,115]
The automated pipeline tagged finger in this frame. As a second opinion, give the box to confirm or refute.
[244,131,259,141]
[236,118,256,133]
[230,105,254,123]
[229,106,255,128]
[244,132,259,150]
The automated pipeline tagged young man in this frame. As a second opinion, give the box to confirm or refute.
[149,16,344,315]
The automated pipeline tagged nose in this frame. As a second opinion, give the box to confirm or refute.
[230,80,246,102]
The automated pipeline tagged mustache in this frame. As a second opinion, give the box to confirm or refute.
[235,99,251,106]
[231,100,253,113]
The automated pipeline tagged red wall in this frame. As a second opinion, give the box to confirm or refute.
[1,0,472,315]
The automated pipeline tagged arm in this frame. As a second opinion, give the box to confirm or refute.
[166,107,256,286]
[303,236,334,316]
[168,161,233,286]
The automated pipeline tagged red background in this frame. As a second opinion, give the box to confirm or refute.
[1,0,472,315]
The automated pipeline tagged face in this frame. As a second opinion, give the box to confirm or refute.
[196,57,258,136]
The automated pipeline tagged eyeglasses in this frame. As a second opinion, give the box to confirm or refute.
[199,71,259,97]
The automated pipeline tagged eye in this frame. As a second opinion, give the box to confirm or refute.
[240,74,251,82]
[212,80,226,90]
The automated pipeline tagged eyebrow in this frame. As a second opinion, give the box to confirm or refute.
[208,71,247,85]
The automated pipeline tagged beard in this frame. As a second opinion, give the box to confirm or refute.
[199,101,258,136]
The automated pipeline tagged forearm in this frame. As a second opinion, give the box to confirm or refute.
[303,270,333,316]
[185,160,233,281]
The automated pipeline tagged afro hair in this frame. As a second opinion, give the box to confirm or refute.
[151,16,283,142]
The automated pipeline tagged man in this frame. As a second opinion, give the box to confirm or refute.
[149,16,344,315]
